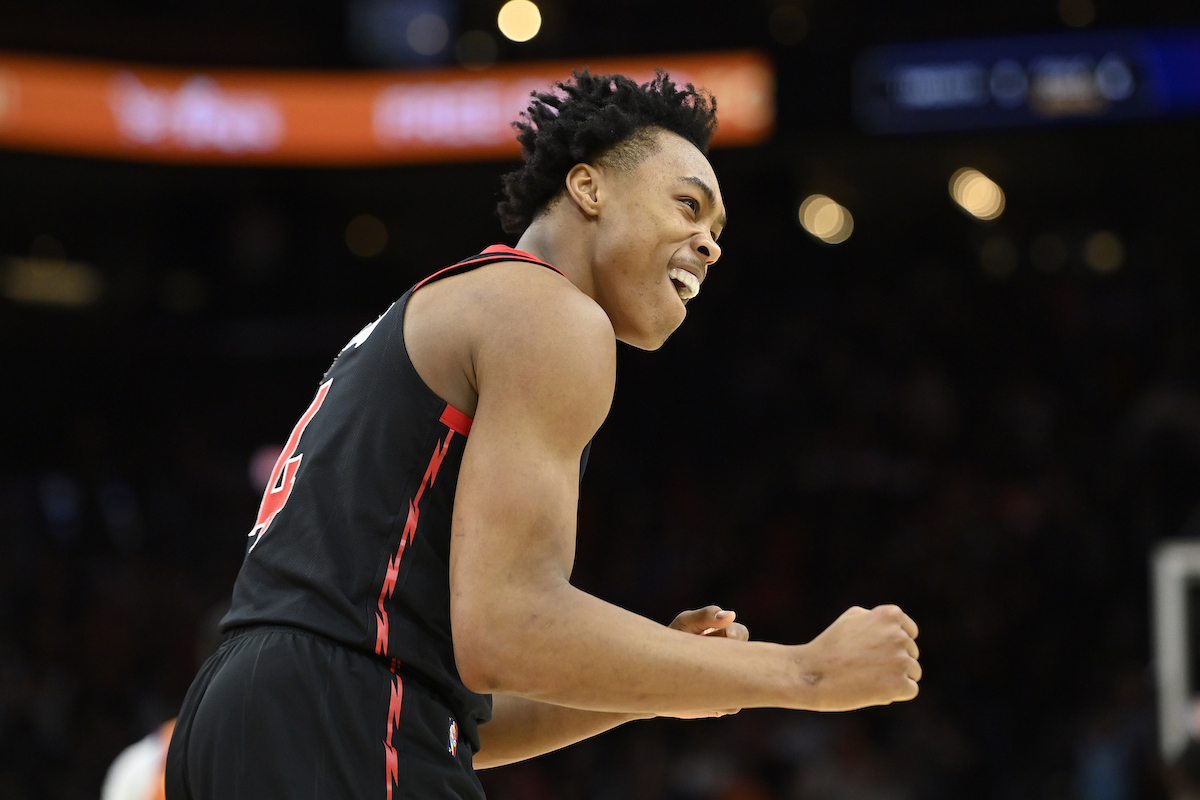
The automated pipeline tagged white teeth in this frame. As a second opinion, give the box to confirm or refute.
[668,267,700,300]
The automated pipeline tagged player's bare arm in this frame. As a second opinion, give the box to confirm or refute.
[474,606,747,769]
[446,271,921,719]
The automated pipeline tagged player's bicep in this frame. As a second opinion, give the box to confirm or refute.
[449,294,615,675]
[453,299,614,570]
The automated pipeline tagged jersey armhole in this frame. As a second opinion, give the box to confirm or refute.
[400,246,568,434]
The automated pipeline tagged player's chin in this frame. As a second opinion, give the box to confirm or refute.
[623,324,681,351]
[616,312,685,350]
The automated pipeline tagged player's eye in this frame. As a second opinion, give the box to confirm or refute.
[682,197,699,213]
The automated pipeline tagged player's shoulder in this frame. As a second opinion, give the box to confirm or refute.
[475,260,615,350]
[468,261,615,437]
[469,260,615,393]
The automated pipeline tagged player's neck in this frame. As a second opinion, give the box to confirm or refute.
[514,215,596,300]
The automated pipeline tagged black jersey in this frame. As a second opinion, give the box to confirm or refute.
[221,244,584,754]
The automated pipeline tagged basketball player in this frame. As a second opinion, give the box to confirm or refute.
[164,71,920,800]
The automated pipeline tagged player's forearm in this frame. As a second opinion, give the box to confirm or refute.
[454,581,806,714]
[474,694,646,769]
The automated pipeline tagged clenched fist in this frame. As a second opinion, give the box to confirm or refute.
[797,605,921,712]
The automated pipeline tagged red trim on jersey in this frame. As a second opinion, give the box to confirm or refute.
[411,244,565,292]
[477,244,564,276]
[412,262,473,292]
[375,418,461,797]
[479,243,561,271]
[374,411,463,655]
[439,404,473,437]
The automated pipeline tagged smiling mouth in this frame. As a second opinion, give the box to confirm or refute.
[668,267,700,301]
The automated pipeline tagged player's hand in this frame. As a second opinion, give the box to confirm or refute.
[795,604,921,712]
[661,606,748,719]
[668,605,750,641]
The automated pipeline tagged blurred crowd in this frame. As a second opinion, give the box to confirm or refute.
[4,152,1200,800]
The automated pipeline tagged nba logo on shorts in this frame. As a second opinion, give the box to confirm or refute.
[447,717,458,756]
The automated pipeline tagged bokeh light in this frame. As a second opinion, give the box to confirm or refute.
[799,194,854,244]
[29,233,66,259]
[497,0,541,43]
[1083,230,1124,273]
[1059,0,1096,27]
[406,12,450,56]
[950,167,1005,220]
[346,214,388,258]
[2,257,103,306]
[159,269,209,314]
[249,445,285,492]
[768,5,808,45]
[455,29,498,70]
[980,235,1018,278]
[0,69,14,123]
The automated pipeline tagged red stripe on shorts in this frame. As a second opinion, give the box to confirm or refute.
[383,659,404,800]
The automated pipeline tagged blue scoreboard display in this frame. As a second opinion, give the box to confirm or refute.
[854,28,1200,134]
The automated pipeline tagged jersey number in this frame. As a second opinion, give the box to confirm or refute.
[248,380,332,552]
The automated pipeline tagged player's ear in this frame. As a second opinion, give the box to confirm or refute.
[564,163,602,219]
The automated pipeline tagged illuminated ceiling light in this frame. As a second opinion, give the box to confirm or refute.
[1083,230,1124,273]
[346,214,388,258]
[497,0,541,43]
[407,12,450,57]
[2,257,103,307]
[799,194,854,244]
[950,167,1005,220]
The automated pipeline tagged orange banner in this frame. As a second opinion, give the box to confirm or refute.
[0,51,773,166]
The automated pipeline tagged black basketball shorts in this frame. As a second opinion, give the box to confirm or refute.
[164,625,485,800]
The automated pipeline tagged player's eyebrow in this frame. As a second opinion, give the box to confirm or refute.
[681,175,728,234]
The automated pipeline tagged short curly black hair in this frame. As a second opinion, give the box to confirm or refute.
[497,69,718,234]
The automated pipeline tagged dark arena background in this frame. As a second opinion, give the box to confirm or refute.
[4,1,1200,798]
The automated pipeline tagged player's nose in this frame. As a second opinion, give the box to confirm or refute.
[694,232,721,267]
